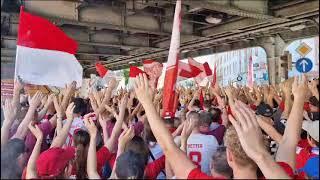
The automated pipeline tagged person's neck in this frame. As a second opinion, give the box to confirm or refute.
[233,166,257,179]
[73,114,81,118]
[192,127,200,134]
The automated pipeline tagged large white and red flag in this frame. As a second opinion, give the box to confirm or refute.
[162,0,182,118]
[143,59,163,88]
[188,57,212,86]
[15,7,83,88]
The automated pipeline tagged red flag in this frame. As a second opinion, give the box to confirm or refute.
[95,62,108,78]
[162,0,182,118]
[127,66,146,89]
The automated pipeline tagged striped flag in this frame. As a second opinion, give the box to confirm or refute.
[15,7,82,88]
[162,0,182,118]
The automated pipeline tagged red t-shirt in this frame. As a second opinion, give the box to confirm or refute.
[188,162,294,179]
[187,168,224,179]
[279,101,310,112]
[96,146,114,176]
[296,146,318,169]
[144,155,166,179]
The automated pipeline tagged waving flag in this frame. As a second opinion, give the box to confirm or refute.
[188,57,212,86]
[162,0,182,118]
[127,66,146,90]
[143,59,163,88]
[95,62,108,78]
[15,7,82,88]
[178,61,202,80]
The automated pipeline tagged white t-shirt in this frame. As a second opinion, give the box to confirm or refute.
[63,117,87,147]
[187,133,219,175]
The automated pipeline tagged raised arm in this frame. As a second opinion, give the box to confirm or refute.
[257,116,282,144]
[50,103,75,148]
[276,75,309,169]
[84,113,101,179]
[134,74,197,179]
[12,91,43,140]
[105,94,128,152]
[37,94,55,120]
[95,78,117,115]
[26,122,43,179]
[12,78,24,115]
[187,89,200,111]
[228,101,290,179]
[308,78,319,101]
[1,99,17,147]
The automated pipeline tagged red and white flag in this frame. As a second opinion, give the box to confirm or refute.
[211,63,217,87]
[177,61,202,81]
[127,66,146,90]
[162,0,182,118]
[188,57,212,86]
[143,59,163,88]
[15,7,83,88]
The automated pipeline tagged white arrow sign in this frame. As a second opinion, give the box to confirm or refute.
[300,60,308,72]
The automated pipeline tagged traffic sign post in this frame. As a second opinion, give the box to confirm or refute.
[295,57,313,73]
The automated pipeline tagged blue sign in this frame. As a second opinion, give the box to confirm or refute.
[296,58,313,73]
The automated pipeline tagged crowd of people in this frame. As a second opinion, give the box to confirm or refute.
[1,73,319,179]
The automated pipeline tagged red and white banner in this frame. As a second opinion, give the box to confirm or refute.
[15,7,83,88]
[162,0,181,118]
[143,59,163,88]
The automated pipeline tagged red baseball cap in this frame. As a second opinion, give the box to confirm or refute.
[36,147,75,177]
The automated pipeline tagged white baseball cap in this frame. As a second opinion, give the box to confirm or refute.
[302,120,319,142]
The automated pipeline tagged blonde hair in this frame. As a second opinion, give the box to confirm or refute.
[224,126,256,167]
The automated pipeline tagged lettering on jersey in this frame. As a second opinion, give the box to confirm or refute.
[188,144,203,148]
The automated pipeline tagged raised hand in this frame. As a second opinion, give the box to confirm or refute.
[2,98,17,123]
[84,113,97,136]
[108,78,117,90]
[29,91,44,109]
[118,126,135,150]
[65,102,75,120]
[181,120,194,142]
[53,96,63,118]
[28,122,43,140]
[228,100,268,162]
[14,77,24,92]
[292,75,309,100]
[133,74,153,105]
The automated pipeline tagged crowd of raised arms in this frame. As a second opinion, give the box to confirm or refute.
[1,74,319,179]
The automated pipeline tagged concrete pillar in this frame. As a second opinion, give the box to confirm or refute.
[275,35,287,83]
[260,37,276,85]
[260,35,287,85]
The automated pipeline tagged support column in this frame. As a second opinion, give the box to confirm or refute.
[260,37,276,85]
[275,35,287,83]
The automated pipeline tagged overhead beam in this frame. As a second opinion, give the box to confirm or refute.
[1,35,163,51]
[1,48,130,57]
[183,0,288,22]
[2,12,204,39]
[1,56,97,63]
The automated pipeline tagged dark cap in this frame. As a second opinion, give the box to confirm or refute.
[256,102,274,117]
